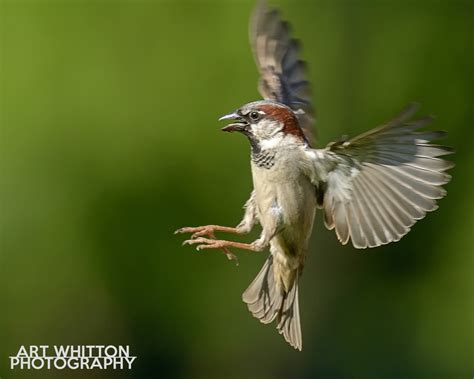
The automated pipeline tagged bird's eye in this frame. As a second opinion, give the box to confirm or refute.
[249,111,260,121]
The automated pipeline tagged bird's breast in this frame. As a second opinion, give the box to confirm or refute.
[251,152,317,232]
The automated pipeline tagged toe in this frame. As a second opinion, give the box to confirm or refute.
[175,226,201,234]
[175,227,191,234]
[191,230,207,239]
[183,238,198,246]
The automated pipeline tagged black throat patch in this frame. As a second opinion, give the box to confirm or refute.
[252,149,276,169]
[245,133,261,155]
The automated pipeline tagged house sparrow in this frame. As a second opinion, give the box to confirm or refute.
[175,0,453,351]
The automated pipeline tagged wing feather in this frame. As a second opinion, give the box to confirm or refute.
[250,1,315,145]
[346,203,366,248]
[308,104,453,249]
[356,174,401,242]
[352,179,378,246]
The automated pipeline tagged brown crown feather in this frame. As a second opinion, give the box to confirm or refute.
[258,104,307,142]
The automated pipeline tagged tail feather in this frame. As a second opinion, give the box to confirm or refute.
[277,274,302,350]
[242,255,302,350]
[244,256,282,324]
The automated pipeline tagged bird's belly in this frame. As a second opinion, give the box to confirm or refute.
[252,164,317,252]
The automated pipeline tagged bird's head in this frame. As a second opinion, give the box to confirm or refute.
[219,100,308,151]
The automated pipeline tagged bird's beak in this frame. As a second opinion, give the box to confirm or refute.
[219,112,249,133]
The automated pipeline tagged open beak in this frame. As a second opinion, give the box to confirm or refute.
[219,112,249,133]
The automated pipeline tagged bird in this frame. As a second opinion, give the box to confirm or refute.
[175,0,454,351]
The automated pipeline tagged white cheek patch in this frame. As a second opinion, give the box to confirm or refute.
[260,135,284,150]
[260,133,301,150]
[252,119,283,139]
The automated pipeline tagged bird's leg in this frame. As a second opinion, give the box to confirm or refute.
[174,225,243,239]
[175,216,255,264]
[182,237,265,253]
[178,221,272,264]
[175,191,257,239]
[175,192,258,264]
[175,226,243,264]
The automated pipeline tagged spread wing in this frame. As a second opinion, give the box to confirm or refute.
[250,0,315,145]
[307,103,454,249]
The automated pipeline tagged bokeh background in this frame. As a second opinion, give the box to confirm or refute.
[0,0,472,378]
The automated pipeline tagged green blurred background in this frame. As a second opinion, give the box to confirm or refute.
[0,0,472,378]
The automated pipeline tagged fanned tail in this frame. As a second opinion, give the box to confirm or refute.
[242,255,302,350]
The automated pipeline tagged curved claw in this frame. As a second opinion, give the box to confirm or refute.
[196,242,219,251]
[175,226,199,235]
[183,237,211,246]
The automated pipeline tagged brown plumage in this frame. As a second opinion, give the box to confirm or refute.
[258,103,307,142]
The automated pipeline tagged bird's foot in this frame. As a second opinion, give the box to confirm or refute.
[176,227,239,265]
[175,225,239,239]
[183,237,261,253]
